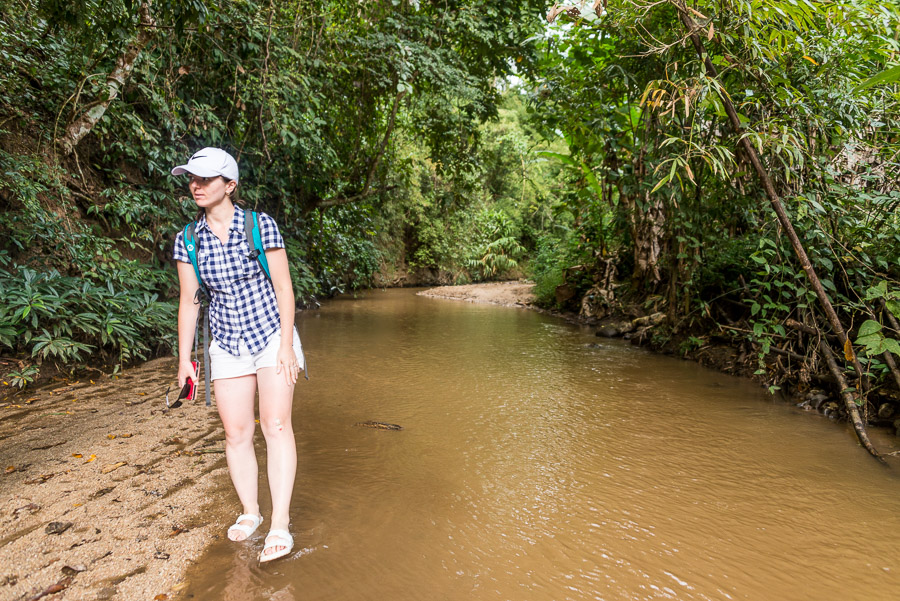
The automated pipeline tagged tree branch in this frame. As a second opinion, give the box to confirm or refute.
[362,88,407,196]
[819,340,885,463]
[315,185,397,210]
[56,1,156,155]
[653,0,883,458]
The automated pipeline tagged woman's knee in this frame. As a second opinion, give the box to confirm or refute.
[259,415,293,439]
[223,420,256,445]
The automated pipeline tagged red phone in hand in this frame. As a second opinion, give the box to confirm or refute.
[185,360,199,401]
[167,361,199,409]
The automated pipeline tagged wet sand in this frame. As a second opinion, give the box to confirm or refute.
[418,281,535,307]
[0,357,230,601]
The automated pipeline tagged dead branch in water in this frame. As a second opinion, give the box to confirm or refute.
[819,340,885,463]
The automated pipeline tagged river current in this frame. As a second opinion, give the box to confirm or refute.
[184,288,900,601]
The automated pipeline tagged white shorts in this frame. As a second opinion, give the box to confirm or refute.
[208,328,305,381]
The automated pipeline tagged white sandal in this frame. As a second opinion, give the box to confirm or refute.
[259,529,293,563]
[227,513,263,541]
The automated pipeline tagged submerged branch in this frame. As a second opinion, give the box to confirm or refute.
[819,341,885,463]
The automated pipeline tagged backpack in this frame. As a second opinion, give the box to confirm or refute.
[180,210,306,407]
[183,209,271,294]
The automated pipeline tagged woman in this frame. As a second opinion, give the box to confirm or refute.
[171,147,302,563]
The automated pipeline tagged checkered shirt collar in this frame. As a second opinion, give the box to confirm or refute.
[194,206,245,235]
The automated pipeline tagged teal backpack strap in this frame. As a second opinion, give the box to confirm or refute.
[242,211,308,380]
[244,210,272,281]
[183,222,207,295]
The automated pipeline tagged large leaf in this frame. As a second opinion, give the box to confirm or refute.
[538,151,604,200]
[856,319,882,338]
[886,300,900,320]
[854,64,900,92]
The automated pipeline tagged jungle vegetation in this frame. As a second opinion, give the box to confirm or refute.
[1,0,899,452]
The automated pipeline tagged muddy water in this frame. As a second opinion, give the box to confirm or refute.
[184,289,900,601]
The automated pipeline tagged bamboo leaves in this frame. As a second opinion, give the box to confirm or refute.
[531,0,898,458]
[854,64,900,92]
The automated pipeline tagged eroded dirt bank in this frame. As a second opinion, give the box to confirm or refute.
[0,358,230,601]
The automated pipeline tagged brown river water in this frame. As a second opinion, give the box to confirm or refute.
[183,288,900,601]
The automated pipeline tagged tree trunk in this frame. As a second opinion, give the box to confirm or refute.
[631,190,665,284]
[57,1,156,155]
[627,146,665,286]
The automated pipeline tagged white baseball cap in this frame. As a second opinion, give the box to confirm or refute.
[171,147,239,182]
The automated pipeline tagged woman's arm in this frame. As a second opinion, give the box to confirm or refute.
[176,261,202,387]
[266,247,299,385]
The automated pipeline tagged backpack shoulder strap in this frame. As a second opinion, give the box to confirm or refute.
[183,222,206,293]
[244,210,272,281]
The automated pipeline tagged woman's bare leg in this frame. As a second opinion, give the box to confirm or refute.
[256,366,296,556]
[215,374,261,540]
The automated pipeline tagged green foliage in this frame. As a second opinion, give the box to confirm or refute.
[0,265,176,371]
[305,205,382,296]
[465,209,526,280]
[855,320,900,358]
[855,64,900,92]
[0,0,549,376]
[865,281,900,321]
[522,0,900,389]
[852,282,900,375]
[679,336,706,357]
[369,93,559,284]
[4,364,40,389]
[530,233,572,306]
[9,0,898,402]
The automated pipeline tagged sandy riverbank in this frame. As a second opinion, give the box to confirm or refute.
[417,280,536,307]
[0,357,230,601]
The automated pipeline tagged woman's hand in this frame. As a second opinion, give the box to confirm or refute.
[178,359,198,389]
[275,344,300,386]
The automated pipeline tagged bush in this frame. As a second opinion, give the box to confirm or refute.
[529,233,569,306]
[465,209,525,280]
[0,263,176,377]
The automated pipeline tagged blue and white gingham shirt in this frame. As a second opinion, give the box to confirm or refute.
[173,206,285,356]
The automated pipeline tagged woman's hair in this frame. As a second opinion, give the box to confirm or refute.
[193,176,240,221]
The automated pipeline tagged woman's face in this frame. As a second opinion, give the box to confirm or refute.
[188,175,235,208]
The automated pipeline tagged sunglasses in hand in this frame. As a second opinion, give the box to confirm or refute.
[165,373,197,409]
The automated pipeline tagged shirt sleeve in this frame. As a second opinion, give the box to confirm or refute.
[258,212,285,250]
[173,228,190,263]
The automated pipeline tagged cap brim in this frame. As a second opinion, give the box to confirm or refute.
[171,165,222,177]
